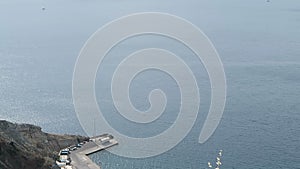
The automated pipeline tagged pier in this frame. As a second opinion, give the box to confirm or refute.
[56,134,118,169]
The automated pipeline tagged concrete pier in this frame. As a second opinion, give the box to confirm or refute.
[68,134,118,169]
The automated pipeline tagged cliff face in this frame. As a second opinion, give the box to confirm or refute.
[0,120,89,169]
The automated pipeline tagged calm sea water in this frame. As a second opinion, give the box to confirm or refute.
[1,0,300,168]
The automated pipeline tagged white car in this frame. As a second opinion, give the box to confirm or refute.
[55,160,66,167]
[59,155,71,165]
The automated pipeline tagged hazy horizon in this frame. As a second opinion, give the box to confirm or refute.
[1,0,299,168]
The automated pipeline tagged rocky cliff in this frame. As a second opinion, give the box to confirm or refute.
[0,120,89,169]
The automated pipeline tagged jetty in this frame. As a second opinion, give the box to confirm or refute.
[56,134,118,169]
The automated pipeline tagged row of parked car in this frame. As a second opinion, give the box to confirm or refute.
[66,141,86,152]
[55,141,88,168]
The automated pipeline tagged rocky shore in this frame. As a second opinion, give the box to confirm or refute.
[0,120,89,169]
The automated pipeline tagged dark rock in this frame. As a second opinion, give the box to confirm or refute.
[0,120,89,169]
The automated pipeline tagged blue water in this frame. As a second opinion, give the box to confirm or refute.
[1,0,300,168]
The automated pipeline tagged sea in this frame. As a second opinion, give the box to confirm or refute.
[0,0,300,168]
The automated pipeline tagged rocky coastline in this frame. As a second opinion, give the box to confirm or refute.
[0,120,89,169]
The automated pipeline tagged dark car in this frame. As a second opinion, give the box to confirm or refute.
[59,150,69,155]
[69,146,77,151]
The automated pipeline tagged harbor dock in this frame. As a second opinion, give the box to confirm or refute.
[56,134,118,169]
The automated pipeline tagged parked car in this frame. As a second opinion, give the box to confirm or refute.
[59,155,71,165]
[55,160,66,167]
[59,150,69,155]
[69,146,77,151]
